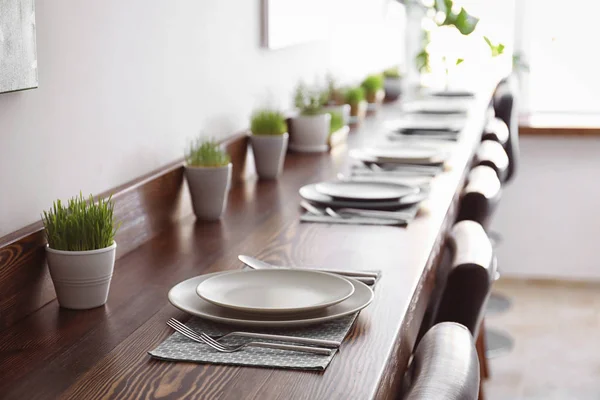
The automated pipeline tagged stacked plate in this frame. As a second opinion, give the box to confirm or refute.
[350,146,446,166]
[168,269,374,327]
[300,180,425,210]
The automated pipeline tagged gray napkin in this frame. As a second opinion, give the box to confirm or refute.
[300,213,408,226]
[149,314,359,371]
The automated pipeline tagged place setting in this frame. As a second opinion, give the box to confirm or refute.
[149,256,378,371]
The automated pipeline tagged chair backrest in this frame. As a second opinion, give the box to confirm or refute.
[476,140,509,182]
[457,165,502,229]
[403,322,480,400]
[433,221,496,338]
[493,76,520,182]
[482,117,509,145]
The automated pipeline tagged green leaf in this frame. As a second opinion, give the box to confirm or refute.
[484,36,505,57]
[452,8,479,35]
[456,58,464,66]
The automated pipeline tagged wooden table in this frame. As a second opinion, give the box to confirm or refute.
[0,93,491,400]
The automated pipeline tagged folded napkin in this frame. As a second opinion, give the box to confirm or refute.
[149,311,358,371]
[300,213,408,227]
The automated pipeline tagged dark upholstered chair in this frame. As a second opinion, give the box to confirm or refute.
[492,77,519,183]
[433,220,496,400]
[475,140,509,182]
[403,322,480,400]
[482,117,509,146]
[457,166,502,230]
[433,221,496,338]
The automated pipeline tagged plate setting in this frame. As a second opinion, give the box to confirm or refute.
[168,272,374,327]
[300,183,426,210]
[314,181,418,201]
[195,269,354,314]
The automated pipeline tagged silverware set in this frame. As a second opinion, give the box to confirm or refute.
[167,318,336,356]
[238,255,378,285]
[300,200,409,227]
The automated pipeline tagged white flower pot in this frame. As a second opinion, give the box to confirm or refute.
[250,133,288,180]
[289,113,332,153]
[384,77,403,100]
[46,242,117,310]
[322,104,351,125]
[185,163,232,220]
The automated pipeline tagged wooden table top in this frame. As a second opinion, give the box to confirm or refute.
[0,94,491,400]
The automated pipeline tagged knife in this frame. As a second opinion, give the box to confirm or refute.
[238,255,379,280]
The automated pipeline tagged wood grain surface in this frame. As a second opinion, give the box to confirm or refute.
[0,134,249,331]
[0,94,491,400]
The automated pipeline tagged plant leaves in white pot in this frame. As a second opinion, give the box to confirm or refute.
[251,132,288,180]
[46,242,117,310]
[289,113,332,153]
[185,163,232,220]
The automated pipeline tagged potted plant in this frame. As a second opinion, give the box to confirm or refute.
[361,74,385,110]
[322,76,351,125]
[42,193,119,310]
[383,66,403,101]
[250,109,288,179]
[345,86,367,124]
[289,83,331,153]
[185,138,232,220]
[328,110,349,149]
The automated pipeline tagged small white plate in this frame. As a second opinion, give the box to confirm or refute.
[300,183,426,210]
[384,119,463,133]
[402,100,471,114]
[169,272,374,327]
[361,147,445,163]
[315,181,417,201]
[196,269,354,314]
[350,149,446,166]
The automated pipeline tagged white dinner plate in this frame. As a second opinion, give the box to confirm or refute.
[315,181,417,201]
[401,100,471,114]
[384,119,463,133]
[300,183,426,210]
[168,272,374,327]
[362,147,442,161]
[350,149,446,167]
[196,269,354,314]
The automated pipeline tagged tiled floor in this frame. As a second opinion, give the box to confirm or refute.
[491,135,600,281]
[484,278,600,400]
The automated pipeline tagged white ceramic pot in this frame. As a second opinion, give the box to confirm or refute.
[46,242,117,310]
[289,113,332,153]
[322,104,351,126]
[250,133,288,180]
[185,163,232,220]
[384,77,403,100]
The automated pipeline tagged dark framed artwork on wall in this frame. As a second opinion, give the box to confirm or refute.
[0,0,38,94]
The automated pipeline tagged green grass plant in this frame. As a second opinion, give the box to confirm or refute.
[344,86,365,106]
[250,109,287,136]
[361,74,384,96]
[329,111,344,135]
[383,66,402,79]
[186,138,230,167]
[294,82,327,116]
[42,193,119,251]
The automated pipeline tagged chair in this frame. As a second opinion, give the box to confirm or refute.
[433,220,496,400]
[457,166,502,230]
[492,76,520,183]
[403,322,480,400]
[475,140,509,183]
[433,221,496,338]
[482,117,509,146]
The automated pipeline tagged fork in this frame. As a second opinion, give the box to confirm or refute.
[168,318,340,348]
[166,320,334,356]
[325,207,409,223]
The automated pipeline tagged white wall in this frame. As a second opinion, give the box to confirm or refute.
[0,0,406,237]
